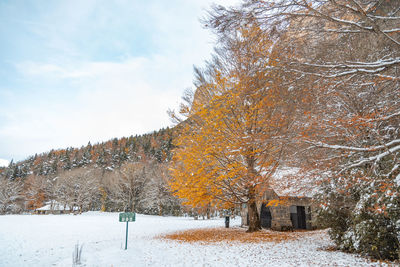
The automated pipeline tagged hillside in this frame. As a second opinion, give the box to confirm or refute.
[0,127,174,179]
[0,127,182,215]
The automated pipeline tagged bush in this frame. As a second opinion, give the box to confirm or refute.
[316,176,400,261]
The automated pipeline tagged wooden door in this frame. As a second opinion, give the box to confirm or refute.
[297,206,307,229]
[260,203,272,228]
[290,206,307,229]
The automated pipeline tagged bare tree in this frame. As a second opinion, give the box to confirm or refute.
[141,163,180,216]
[105,162,148,212]
[0,178,23,214]
[206,0,400,184]
[55,168,100,212]
[208,0,399,77]
[24,174,49,210]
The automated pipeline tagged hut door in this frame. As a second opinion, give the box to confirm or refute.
[260,203,272,228]
[290,206,306,229]
[297,206,306,229]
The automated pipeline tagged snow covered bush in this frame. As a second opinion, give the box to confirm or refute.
[316,175,400,260]
[352,214,398,260]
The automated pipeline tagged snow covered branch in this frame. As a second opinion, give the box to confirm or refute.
[308,139,400,152]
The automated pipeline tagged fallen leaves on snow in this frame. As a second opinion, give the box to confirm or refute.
[159,227,315,244]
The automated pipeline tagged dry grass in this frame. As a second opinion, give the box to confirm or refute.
[159,227,314,244]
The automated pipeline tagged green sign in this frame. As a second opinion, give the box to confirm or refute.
[119,212,136,222]
[119,212,136,250]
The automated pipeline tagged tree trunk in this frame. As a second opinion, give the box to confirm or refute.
[159,203,163,216]
[246,154,261,232]
[247,197,261,232]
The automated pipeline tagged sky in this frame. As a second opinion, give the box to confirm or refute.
[0,0,240,165]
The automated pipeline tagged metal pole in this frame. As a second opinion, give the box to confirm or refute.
[125,221,128,250]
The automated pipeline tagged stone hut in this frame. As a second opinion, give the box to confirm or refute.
[35,200,74,215]
[241,168,317,231]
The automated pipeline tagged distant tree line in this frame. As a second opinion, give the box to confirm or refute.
[1,127,174,179]
[0,128,181,216]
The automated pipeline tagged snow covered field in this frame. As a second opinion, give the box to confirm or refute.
[0,212,387,266]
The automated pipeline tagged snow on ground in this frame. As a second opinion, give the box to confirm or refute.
[0,212,386,266]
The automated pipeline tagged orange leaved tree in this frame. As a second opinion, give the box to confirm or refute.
[169,24,295,232]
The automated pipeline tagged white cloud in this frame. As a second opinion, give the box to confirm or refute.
[1,0,242,161]
[4,55,192,159]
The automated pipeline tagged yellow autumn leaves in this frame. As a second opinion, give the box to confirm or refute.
[169,24,293,213]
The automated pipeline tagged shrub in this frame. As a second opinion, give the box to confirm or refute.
[316,176,400,260]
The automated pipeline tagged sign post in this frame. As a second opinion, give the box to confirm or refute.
[119,212,136,250]
[125,220,128,250]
